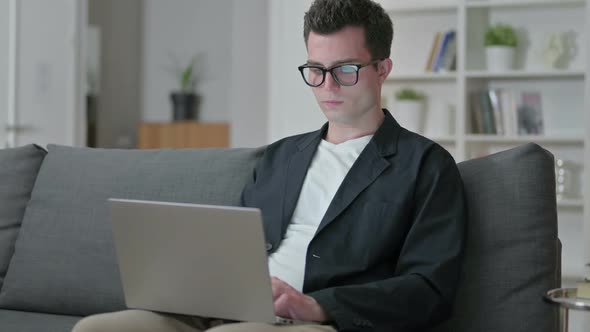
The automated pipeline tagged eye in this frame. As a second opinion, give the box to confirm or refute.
[309,67,324,75]
[338,65,358,74]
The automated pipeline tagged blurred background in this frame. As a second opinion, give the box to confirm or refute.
[0,0,280,150]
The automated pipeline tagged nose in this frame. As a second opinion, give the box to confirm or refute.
[322,72,340,91]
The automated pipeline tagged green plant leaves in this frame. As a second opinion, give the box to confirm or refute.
[485,24,517,47]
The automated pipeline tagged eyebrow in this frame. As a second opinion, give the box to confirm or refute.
[306,58,362,67]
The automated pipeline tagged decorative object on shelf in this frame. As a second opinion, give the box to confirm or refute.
[542,31,579,70]
[393,88,426,134]
[167,54,203,121]
[542,32,566,69]
[555,158,583,201]
[517,92,543,135]
[428,104,455,137]
[484,24,518,71]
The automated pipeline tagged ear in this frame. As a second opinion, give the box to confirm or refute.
[378,58,393,84]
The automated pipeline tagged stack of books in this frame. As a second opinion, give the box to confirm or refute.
[469,90,543,135]
[425,30,457,72]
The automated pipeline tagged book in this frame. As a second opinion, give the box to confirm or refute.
[517,92,544,135]
[479,92,496,134]
[433,30,456,72]
[470,92,484,133]
[488,89,504,135]
[425,32,442,72]
[438,30,457,72]
[498,90,518,136]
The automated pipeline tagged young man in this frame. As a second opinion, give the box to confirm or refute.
[72,0,466,331]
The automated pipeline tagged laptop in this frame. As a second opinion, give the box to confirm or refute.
[108,198,306,325]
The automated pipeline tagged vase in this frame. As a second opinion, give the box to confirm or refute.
[393,100,425,134]
[486,46,516,71]
[170,92,200,121]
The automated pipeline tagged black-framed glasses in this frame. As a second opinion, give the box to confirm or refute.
[298,60,381,87]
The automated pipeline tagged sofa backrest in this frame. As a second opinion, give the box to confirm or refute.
[432,143,560,332]
[0,145,263,316]
[0,143,561,330]
[0,145,46,290]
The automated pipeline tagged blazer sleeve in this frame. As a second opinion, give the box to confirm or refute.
[308,146,467,331]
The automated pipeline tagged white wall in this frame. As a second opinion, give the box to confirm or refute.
[0,0,8,146]
[141,0,270,148]
[229,0,269,148]
[142,0,232,123]
[269,0,323,142]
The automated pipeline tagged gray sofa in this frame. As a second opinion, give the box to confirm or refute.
[0,143,559,332]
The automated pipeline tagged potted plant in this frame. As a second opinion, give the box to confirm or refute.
[393,88,426,134]
[484,24,518,71]
[169,55,202,121]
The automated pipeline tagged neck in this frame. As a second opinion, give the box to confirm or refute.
[325,109,384,144]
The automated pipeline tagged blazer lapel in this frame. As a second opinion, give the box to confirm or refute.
[315,109,401,235]
[315,144,389,235]
[280,128,324,233]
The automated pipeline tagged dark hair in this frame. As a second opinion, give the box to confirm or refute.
[303,0,394,60]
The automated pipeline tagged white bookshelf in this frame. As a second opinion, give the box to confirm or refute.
[465,69,585,79]
[386,72,457,81]
[464,134,585,144]
[558,198,585,208]
[465,0,585,9]
[380,1,589,329]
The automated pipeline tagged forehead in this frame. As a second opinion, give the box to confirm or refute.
[306,26,371,66]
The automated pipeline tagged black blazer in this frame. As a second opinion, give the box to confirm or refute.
[241,110,466,332]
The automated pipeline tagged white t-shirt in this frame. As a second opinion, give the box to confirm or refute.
[267,135,373,291]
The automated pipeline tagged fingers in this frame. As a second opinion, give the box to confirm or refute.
[271,277,297,301]
[273,293,291,318]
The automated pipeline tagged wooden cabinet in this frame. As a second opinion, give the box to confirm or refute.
[138,122,229,149]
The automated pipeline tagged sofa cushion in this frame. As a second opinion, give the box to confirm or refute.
[0,144,46,290]
[432,143,559,332]
[0,145,263,316]
[0,309,80,332]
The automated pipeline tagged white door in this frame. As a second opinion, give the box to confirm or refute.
[0,0,86,149]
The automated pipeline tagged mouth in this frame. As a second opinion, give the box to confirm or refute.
[323,100,344,106]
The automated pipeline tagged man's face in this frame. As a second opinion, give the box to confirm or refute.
[305,26,389,125]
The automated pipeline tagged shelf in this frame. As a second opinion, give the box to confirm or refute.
[386,72,457,82]
[465,135,585,144]
[562,266,589,285]
[377,0,588,225]
[138,122,230,149]
[466,0,585,9]
[465,69,585,79]
[428,136,457,144]
[383,1,458,13]
[557,198,584,208]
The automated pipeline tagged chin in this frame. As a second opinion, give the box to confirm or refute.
[321,110,355,125]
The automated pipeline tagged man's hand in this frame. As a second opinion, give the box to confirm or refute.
[271,277,328,322]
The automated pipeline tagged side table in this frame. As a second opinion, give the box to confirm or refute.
[544,288,590,332]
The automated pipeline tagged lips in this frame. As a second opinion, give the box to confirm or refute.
[323,100,344,106]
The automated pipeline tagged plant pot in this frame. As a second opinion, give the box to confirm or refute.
[486,46,516,71]
[425,104,455,137]
[393,100,425,134]
[170,92,200,121]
